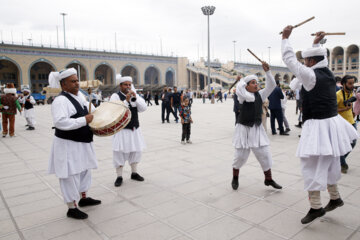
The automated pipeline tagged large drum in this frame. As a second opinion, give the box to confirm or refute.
[89,100,131,137]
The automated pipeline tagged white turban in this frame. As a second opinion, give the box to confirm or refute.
[116,74,132,85]
[23,88,31,93]
[301,47,327,58]
[236,75,258,102]
[116,74,136,93]
[48,68,77,88]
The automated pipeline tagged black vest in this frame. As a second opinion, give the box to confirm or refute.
[55,92,93,143]
[118,92,139,130]
[237,92,263,127]
[24,96,34,110]
[301,67,338,123]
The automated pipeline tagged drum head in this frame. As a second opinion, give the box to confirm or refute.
[89,100,127,129]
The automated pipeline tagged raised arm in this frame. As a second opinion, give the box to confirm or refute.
[281,25,316,91]
[259,62,276,100]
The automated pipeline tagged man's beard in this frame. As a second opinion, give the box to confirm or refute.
[345,85,353,92]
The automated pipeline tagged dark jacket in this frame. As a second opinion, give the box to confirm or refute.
[268,87,284,110]
[233,93,241,113]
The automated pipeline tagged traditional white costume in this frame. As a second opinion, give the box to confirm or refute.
[48,68,99,212]
[231,71,282,190]
[282,38,359,223]
[19,88,36,129]
[110,75,147,186]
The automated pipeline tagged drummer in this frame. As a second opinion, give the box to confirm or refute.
[110,75,147,187]
[48,68,101,220]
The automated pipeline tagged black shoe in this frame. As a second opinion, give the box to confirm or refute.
[324,198,344,212]
[231,177,239,190]
[343,163,349,170]
[114,176,123,187]
[78,197,101,207]
[26,126,35,130]
[25,124,29,127]
[295,124,302,128]
[341,165,347,174]
[285,128,291,132]
[264,179,282,189]
[162,121,164,124]
[131,173,144,181]
[279,132,289,136]
[167,120,170,123]
[67,208,88,219]
[272,132,277,135]
[301,208,326,224]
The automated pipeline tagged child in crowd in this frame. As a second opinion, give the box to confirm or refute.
[179,97,193,144]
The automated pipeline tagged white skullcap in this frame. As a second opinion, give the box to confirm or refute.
[301,47,327,58]
[23,88,31,93]
[48,68,77,88]
[243,75,258,84]
[116,74,132,85]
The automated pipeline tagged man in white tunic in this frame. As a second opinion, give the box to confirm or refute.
[48,68,101,220]
[19,88,36,130]
[282,26,359,224]
[110,75,147,187]
[232,62,282,190]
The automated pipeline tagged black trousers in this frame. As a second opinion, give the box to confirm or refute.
[161,102,168,122]
[146,99,152,106]
[182,123,191,141]
[270,109,284,133]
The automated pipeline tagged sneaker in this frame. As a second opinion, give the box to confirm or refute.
[131,173,145,181]
[324,198,344,212]
[114,176,123,187]
[264,179,282,189]
[186,140,192,144]
[181,141,186,145]
[67,208,88,219]
[78,197,101,207]
[301,208,326,224]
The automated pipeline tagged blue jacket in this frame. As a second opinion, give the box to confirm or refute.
[268,87,284,110]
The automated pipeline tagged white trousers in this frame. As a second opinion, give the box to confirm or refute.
[113,151,142,168]
[59,170,92,203]
[233,146,272,171]
[301,155,341,191]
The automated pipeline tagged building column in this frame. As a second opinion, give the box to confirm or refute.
[343,49,347,76]
[196,73,200,90]
[189,70,193,89]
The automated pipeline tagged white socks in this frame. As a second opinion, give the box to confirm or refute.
[116,166,123,177]
[67,201,76,209]
[308,191,322,209]
[131,163,138,173]
[327,184,340,200]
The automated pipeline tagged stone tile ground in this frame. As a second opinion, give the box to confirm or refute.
[0,98,359,240]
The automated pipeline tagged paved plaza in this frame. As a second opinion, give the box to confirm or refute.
[0,98,359,240]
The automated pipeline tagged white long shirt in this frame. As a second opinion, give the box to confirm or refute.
[48,91,97,178]
[110,92,147,153]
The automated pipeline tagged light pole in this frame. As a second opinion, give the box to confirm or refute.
[60,13,67,48]
[201,5,215,97]
[233,40,236,65]
[268,46,271,64]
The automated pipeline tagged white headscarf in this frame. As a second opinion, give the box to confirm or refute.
[48,68,77,88]
[236,75,258,102]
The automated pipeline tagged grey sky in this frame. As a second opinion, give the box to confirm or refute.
[0,0,359,66]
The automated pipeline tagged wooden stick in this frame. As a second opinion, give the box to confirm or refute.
[310,32,346,36]
[279,16,315,34]
[247,49,263,63]
[88,87,92,113]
